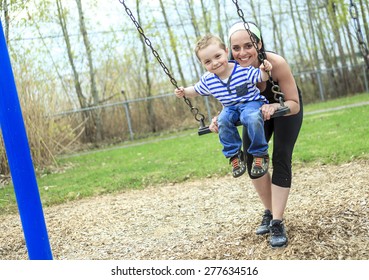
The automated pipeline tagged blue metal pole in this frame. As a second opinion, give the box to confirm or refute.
[0,20,53,259]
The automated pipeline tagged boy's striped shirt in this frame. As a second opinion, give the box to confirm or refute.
[194,61,267,107]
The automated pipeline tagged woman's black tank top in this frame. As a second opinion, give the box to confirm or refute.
[261,80,302,104]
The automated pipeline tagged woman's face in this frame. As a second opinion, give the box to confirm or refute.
[230,30,261,68]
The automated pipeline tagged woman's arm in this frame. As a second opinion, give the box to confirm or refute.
[269,53,300,115]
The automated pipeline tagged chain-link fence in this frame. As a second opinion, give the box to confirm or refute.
[48,63,369,142]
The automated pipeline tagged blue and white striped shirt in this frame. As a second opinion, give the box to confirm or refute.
[194,61,267,107]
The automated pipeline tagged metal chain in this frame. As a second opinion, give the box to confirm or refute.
[232,0,286,103]
[118,0,206,124]
[349,0,369,69]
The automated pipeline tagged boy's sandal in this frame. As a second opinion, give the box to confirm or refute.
[230,152,246,178]
[251,155,269,178]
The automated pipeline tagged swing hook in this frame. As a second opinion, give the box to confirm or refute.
[271,85,290,117]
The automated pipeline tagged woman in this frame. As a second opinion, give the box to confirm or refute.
[210,22,303,248]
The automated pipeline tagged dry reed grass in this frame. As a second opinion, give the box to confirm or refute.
[0,76,79,174]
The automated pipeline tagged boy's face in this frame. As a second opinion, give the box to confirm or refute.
[197,43,229,76]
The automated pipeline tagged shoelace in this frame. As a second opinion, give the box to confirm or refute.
[261,213,272,226]
[231,157,240,169]
[270,223,283,236]
[254,157,263,167]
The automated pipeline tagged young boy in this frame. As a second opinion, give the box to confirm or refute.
[174,34,271,178]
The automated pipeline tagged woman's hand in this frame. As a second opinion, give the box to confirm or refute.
[260,59,272,72]
[260,103,279,121]
[209,115,219,133]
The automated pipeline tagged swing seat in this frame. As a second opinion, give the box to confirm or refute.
[271,105,290,118]
[198,105,290,135]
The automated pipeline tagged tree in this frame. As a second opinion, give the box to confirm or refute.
[200,0,210,34]
[158,0,186,86]
[136,0,157,133]
[75,0,102,142]
[213,0,224,41]
[288,0,306,71]
[267,0,285,58]
[1,0,9,43]
[185,0,202,40]
[55,0,96,142]
[359,0,369,46]
[173,1,201,80]
[326,0,350,95]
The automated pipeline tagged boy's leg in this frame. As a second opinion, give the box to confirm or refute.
[218,107,245,177]
[239,101,269,177]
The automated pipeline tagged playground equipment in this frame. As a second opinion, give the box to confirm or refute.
[119,0,291,136]
[0,20,53,260]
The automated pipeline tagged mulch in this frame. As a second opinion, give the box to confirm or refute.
[0,160,368,260]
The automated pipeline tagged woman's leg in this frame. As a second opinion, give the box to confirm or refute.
[268,97,303,247]
[243,121,274,234]
[243,98,302,238]
[271,184,290,221]
[252,173,272,210]
[251,172,273,235]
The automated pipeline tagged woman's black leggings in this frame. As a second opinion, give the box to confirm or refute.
[242,95,303,188]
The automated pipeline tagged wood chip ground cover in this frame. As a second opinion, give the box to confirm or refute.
[0,161,368,260]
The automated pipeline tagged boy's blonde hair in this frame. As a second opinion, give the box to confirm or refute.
[194,34,226,60]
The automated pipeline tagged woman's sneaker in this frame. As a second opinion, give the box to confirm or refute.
[256,209,273,235]
[269,219,288,248]
[251,155,269,177]
[229,151,246,178]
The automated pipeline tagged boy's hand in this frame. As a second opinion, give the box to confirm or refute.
[174,87,185,98]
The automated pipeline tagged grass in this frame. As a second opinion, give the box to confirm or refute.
[303,91,369,112]
[1,93,369,214]
[295,105,369,163]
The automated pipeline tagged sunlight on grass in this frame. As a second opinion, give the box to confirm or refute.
[303,92,369,112]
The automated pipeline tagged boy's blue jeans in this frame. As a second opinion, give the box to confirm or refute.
[218,101,268,158]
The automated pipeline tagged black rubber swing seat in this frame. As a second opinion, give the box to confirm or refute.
[198,105,290,136]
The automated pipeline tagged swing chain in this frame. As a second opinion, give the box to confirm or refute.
[349,0,369,69]
[118,0,206,124]
[232,0,287,104]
